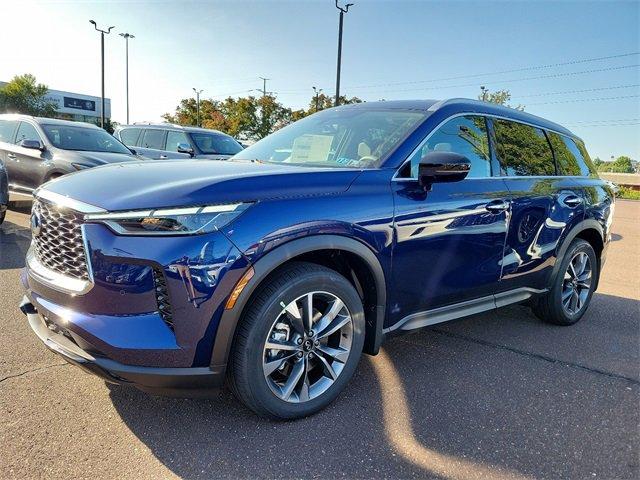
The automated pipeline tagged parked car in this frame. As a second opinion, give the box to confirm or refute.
[20,99,614,419]
[0,156,7,225]
[0,114,141,196]
[114,123,244,160]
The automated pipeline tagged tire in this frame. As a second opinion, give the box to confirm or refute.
[533,239,598,326]
[228,261,365,420]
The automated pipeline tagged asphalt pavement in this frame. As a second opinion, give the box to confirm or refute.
[1,199,638,480]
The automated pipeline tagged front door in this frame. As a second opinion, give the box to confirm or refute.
[4,121,47,191]
[389,115,509,328]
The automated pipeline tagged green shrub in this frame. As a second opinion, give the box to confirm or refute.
[617,186,640,200]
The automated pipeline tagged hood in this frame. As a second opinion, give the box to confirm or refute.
[41,160,362,211]
[61,150,140,166]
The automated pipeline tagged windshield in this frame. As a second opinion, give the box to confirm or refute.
[41,124,132,154]
[191,132,243,155]
[233,108,426,168]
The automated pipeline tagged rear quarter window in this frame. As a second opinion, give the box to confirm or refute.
[492,119,556,176]
[0,120,18,143]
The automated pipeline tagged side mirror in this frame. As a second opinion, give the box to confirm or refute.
[20,139,45,151]
[177,143,195,156]
[129,148,138,155]
[418,151,471,186]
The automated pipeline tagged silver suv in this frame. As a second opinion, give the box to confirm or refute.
[114,123,243,160]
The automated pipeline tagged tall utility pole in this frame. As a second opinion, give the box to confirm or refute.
[119,32,135,124]
[480,85,488,101]
[89,20,114,128]
[258,77,270,97]
[312,86,323,112]
[192,88,203,127]
[334,1,354,107]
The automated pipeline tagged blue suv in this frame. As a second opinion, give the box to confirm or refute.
[20,99,614,419]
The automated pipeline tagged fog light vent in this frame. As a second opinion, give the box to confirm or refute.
[153,268,174,331]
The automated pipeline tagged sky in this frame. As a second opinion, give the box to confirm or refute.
[1,0,639,160]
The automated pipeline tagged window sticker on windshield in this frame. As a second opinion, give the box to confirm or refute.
[336,157,364,167]
[290,134,333,163]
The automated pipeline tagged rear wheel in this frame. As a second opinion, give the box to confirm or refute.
[533,239,598,325]
[229,262,365,420]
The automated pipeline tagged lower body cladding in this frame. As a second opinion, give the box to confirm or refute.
[20,223,249,396]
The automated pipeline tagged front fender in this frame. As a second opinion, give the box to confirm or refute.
[209,234,387,370]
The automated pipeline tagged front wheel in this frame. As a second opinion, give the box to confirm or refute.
[229,262,365,420]
[533,239,598,325]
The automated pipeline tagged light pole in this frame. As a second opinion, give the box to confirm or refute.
[312,86,323,112]
[192,88,203,127]
[334,1,354,107]
[119,32,134,124]
[480,85,488,101]
[89,20,114,129]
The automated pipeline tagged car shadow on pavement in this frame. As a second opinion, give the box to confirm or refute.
[0,220,30,270]
[107,293,639,480]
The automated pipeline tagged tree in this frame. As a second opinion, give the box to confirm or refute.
[163,94,295,140]
[0,74,58,117]
[597,156,635,173]
[478,88,524,111]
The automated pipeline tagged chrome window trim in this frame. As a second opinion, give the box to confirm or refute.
[392,112,579,182]
[26,246,93,295]
[34,189,106,214]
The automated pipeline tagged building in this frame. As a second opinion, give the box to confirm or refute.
[0,82,110,123]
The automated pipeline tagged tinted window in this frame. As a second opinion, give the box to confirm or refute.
[166,131,190,152]
[0,120,17,143]
[493,119,555,176]
[119,128,142,147]
[548,132,594,176]
[14,122,41,144]
[141,129,165,150]
[406,115,491,178]
[191,133,244,155]
[41,124,132,154]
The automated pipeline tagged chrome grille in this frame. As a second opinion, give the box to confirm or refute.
[32,199,89,280]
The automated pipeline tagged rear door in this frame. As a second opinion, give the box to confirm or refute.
[389,115,510,327]
[137,128,168,159]
[490,118,585,295]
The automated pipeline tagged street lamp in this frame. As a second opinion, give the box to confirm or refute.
[193,88,203,127]
[334,1,354,107]
[480,85,488,101]
[119,32,135,124]
[312,86,323,112]
[89,20,114,129]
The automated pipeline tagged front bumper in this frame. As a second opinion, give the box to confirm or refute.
[20,296,225,396]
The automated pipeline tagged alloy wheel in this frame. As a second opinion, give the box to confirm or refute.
[262,291,353,403]
[562,251,592,315]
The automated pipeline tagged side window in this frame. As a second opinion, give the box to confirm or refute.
[119,128,142,147]
[492,119,555,176]
[166,131,190,152]
[548,132,594,176]
[0,120,17,143]
[406,115,491,178]
[140,129,165,150]
[14,122,41,145]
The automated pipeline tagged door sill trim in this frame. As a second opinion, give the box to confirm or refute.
[385,287,547,333]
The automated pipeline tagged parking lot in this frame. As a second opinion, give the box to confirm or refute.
[0,199,638,479]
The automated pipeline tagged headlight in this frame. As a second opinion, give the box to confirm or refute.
[84,203,251,235]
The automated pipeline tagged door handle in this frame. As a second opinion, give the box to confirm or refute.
[159,155,168,159]
[562,195,583,207]
[7,153,16,160]
[485,199,510,213]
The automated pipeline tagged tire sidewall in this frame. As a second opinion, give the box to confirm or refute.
[243,268,365,419]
